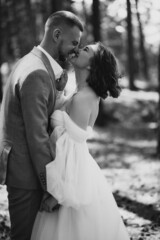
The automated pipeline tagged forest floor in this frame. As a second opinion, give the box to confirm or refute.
[0,89,160,240]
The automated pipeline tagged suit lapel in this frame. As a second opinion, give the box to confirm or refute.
[31,46,57,108]
[31,47,56,90]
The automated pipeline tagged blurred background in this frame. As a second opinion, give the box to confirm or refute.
[0,0,160,239]
[0,0,160,153]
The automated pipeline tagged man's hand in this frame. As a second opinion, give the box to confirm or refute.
[39,192,60,212]
[56,70,68,91]
[49,134,56,159]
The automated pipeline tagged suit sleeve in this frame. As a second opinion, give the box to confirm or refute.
[20,70,54,191]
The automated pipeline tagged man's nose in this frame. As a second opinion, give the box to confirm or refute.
[74,45,79,52]
[74,46,80,56]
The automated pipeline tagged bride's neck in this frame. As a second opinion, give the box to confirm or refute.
[75,69,89,91]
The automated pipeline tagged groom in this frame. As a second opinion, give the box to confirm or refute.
[0,11,83,240]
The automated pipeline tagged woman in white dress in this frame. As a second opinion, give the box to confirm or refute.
[31,42,130,240]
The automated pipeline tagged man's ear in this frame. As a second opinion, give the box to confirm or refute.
[87,66,91,70]
[52,29,61,42]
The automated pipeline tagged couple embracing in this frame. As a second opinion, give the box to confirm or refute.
[0,11,130,240]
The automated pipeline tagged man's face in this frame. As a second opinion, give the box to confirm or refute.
[58,26,81,62]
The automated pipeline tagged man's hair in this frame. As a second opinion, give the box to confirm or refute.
[45,11,83,32]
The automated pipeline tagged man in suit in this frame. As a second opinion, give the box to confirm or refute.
[0,11,83,240]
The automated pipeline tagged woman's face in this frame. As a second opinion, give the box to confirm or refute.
[69,44,98,69]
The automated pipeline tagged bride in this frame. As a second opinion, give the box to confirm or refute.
[31,42,130,240]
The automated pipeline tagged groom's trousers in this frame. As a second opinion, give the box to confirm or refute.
[7,186,43,240]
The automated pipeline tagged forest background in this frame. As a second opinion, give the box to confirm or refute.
[0,0,160,239]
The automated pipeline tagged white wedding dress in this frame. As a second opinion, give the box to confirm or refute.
[31,110,130,240]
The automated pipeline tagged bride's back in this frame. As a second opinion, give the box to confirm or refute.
[66,86,100,130]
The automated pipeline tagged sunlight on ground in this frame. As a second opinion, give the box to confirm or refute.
[0,186,10,227]
[120,89,159,102]
[120,208,151,226]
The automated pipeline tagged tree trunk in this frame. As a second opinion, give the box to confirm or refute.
[0,73,2,104]
[91,0,106,126]
[6,0,20,59]
[50,0,63,13]
[14,0,37,57]
[126,0,136,90]
[6,0,36,58]
[0,0,3,103]
[157,46,160,156]
[135,0,149,81]
[82,0,88,34]
[92,0,101,42]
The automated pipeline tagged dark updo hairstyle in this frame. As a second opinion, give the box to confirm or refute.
[86,42,121,99]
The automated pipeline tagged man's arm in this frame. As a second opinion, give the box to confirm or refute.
[20,70,54,191]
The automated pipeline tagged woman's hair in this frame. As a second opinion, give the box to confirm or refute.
[86,42,121,99]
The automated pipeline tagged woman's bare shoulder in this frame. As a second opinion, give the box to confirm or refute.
[73,87,98,105]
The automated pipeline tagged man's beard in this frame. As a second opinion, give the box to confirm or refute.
[58,41,67,64]
[57,41,79,68]
[58,50,68,68]
[58,49,66,63]
[58,42,73,69]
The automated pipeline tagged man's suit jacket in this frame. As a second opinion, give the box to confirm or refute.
[0,47,57,190]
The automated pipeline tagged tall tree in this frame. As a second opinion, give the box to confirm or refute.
[0,77,2,103]
[50,0,63,13]
[157,46,160,156]
[5,0,36,58]
[0,0,3,103]
[135,0,149,81]
[82,0,89,36]
[92,0,101,41]
[91,0,106,126]
[0,0,37,102]
[126,0,136,90]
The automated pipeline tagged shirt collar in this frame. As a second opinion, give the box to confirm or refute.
[37,45,63,79]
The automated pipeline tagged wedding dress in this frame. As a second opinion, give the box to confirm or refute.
[31,110,130,240]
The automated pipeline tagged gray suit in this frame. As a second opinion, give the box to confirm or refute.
[0,47,57,239]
